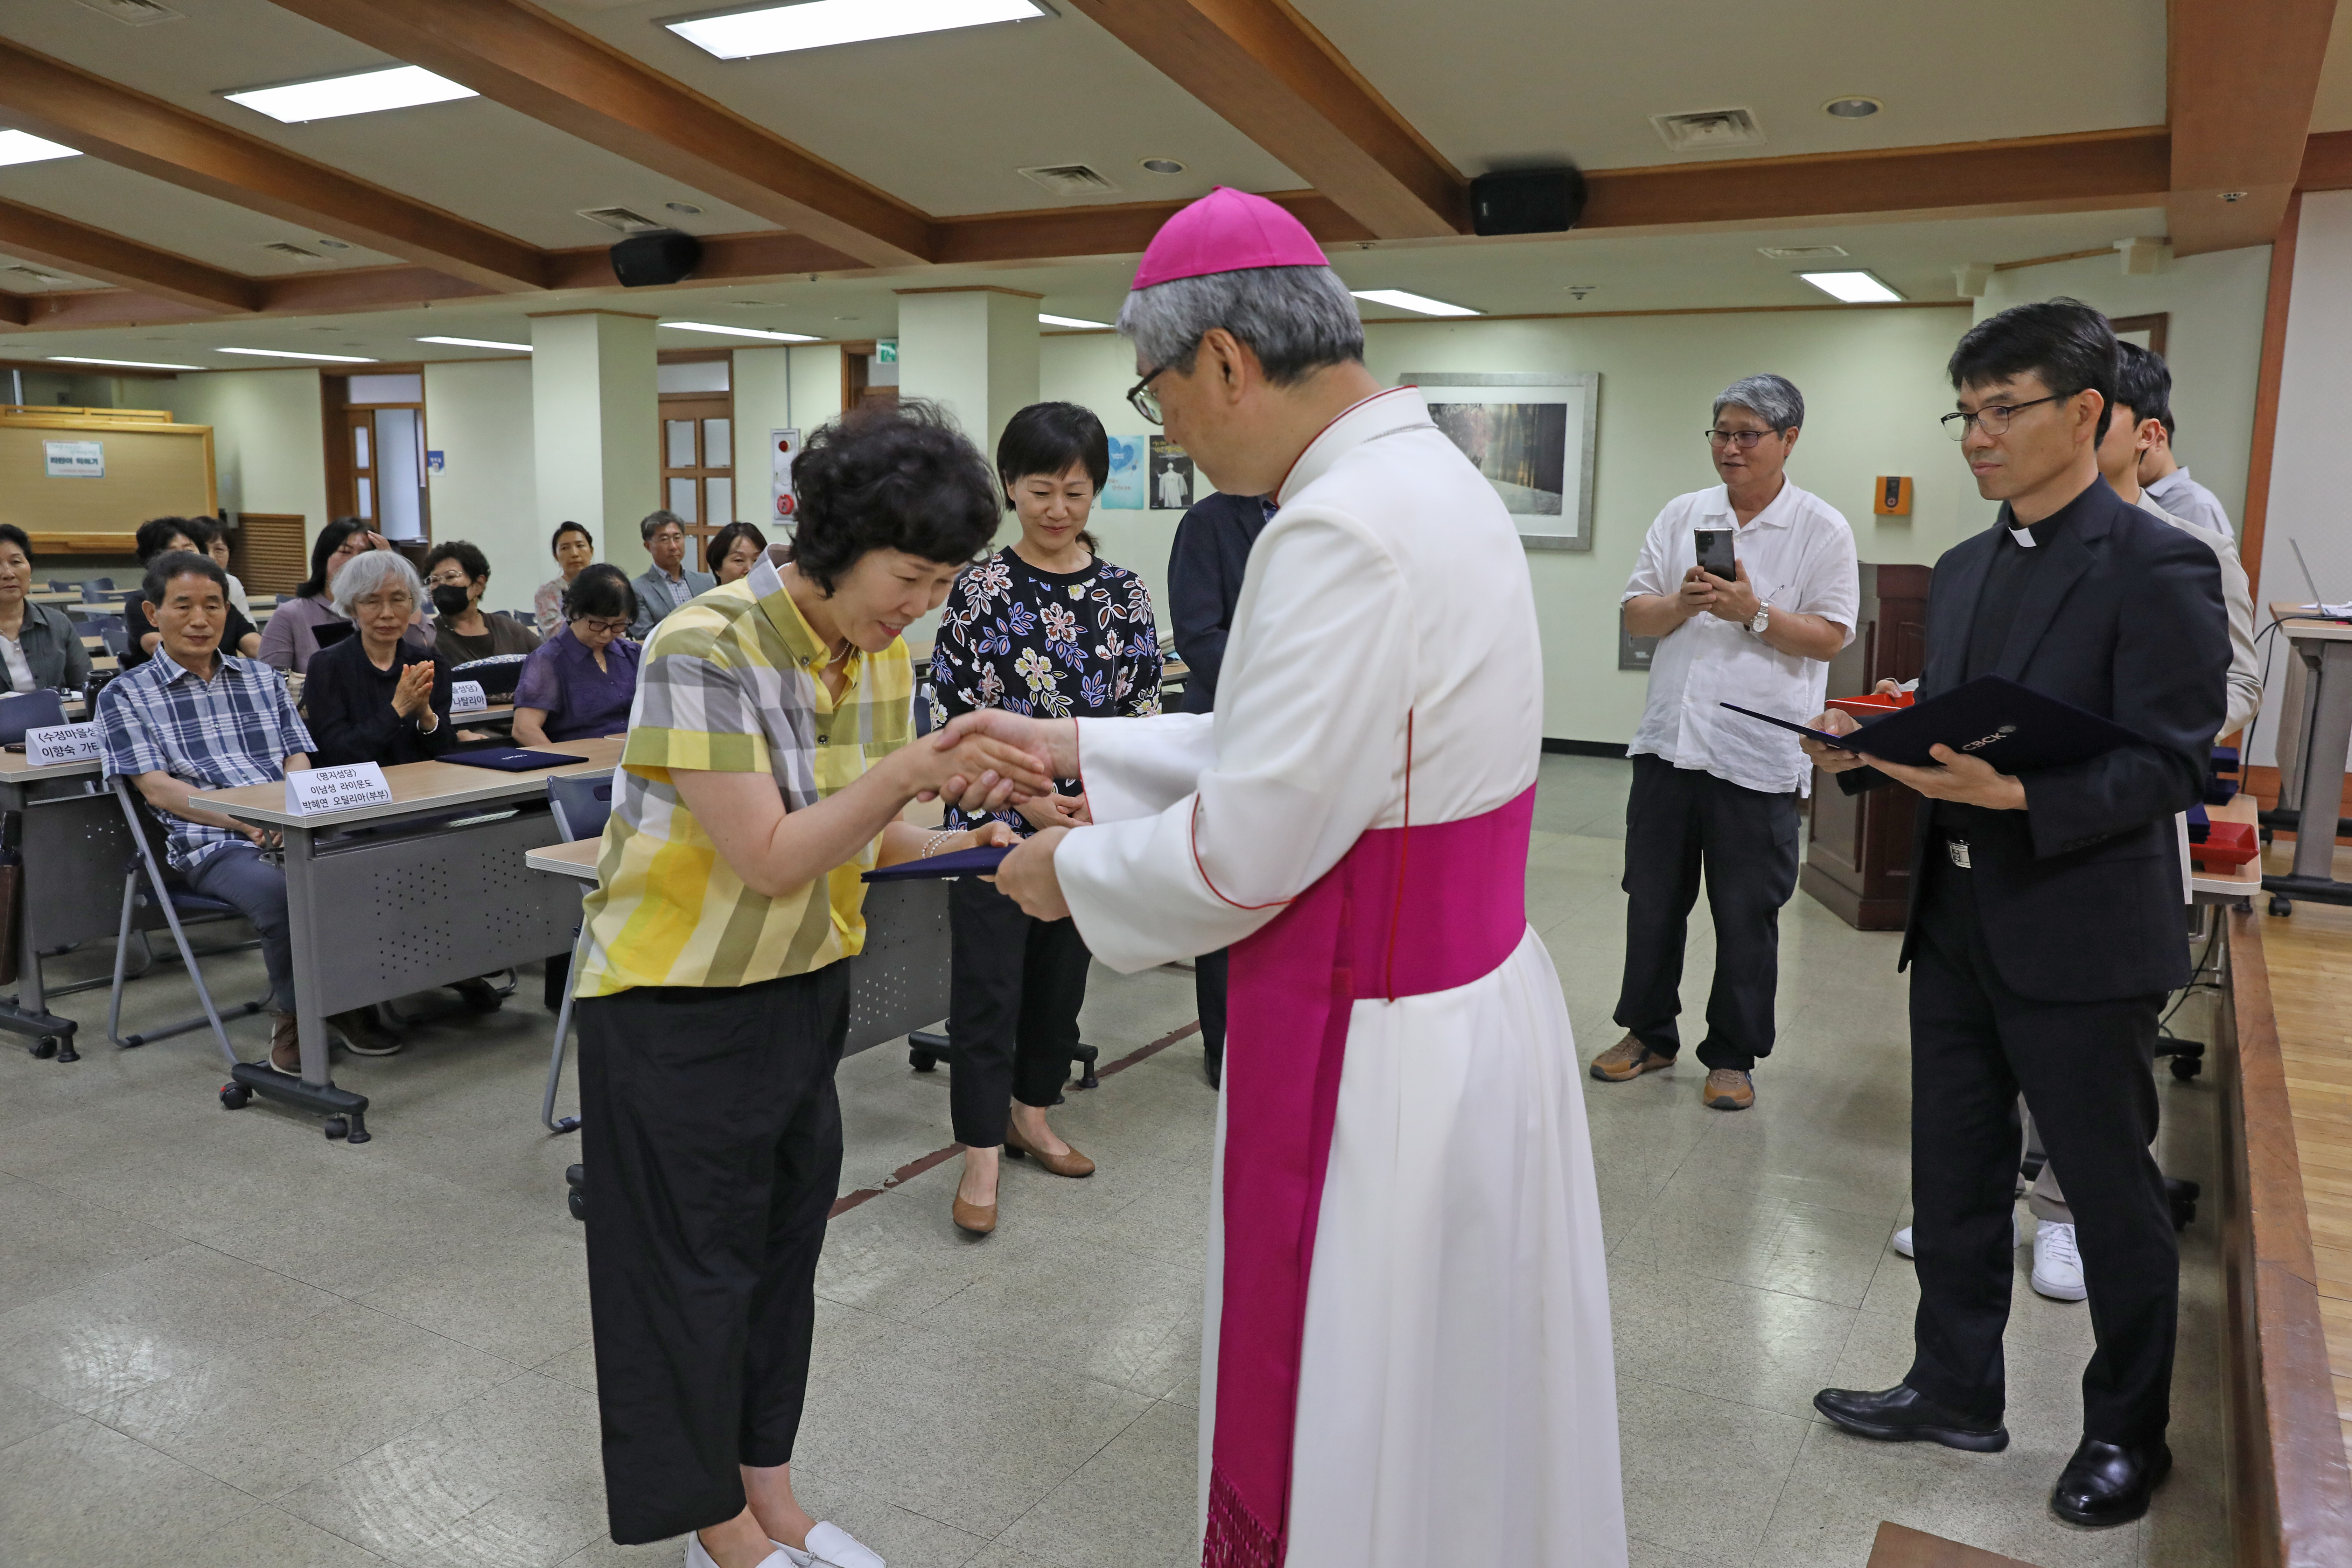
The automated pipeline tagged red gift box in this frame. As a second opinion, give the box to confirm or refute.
[2190,821,2258,870]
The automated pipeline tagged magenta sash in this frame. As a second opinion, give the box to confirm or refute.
[1203,784,1537,1568]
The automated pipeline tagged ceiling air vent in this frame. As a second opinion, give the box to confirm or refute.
[1651,108,1766,153]
[76,0,183,24]
[576,206,667,234]
[5,266,66,286]
[1757,244,1849,260]
[260,242,326,263]
[1017,163,1121,199]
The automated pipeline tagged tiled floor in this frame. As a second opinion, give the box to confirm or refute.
[0,752,2227,1567]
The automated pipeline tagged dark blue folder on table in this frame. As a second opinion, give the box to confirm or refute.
[1721,674,2146,772]
[440,747,589,773]
[862,844,1012,882]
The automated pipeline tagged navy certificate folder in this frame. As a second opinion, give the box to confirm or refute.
[441,747,589,772]
[1720,674,2145,772]
[861,844,1013,882]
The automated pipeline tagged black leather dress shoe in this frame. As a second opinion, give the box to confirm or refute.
[2051,1437,2171,1526]
[1812,1384,2009,1452]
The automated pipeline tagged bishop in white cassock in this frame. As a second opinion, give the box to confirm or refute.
[944,188,1624,1568]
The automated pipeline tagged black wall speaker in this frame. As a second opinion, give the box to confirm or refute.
[610,230,703,287]
[1470,167,1587,236]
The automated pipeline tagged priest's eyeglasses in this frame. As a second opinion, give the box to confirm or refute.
[1940,394,2060,440]
[1704,428,1774,449]
[1127,365,1168,426]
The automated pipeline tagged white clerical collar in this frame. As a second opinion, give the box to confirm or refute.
[1277,386,1433,506]
[2010,527,2037,548]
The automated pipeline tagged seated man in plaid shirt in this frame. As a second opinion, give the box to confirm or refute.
[96,548,346,1075]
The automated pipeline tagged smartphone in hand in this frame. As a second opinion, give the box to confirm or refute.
[1694,528,1736,583]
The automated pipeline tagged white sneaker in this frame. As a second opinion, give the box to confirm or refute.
[2031,1219,2089,1302]
[685,1533,789,1568]
[1892,1214,2024,1259]
[776,1522,886,1568]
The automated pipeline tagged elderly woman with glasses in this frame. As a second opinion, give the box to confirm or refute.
[513,564,641,748]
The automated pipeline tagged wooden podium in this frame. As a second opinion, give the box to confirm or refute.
[1801,562,1932,930]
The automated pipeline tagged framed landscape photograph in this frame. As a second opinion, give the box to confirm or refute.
[1401,371,1600,551]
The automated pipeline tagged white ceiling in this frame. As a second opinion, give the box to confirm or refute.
[0,153,407,275]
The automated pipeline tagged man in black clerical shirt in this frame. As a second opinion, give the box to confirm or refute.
[1166,491,1275,1088]
[1801,301,2227,1527]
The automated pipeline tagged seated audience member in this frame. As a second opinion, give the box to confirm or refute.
[536,521,596,636]
[513,564,641,746]
[202,522,254,618]
[0,525,92,693]
[304,551,456,770]
[95,550,393,1070]
[626,509,713,640]
[424,540,542,663]
[125,518,262,665]
[258,518,427,674]
[708,520,769,586]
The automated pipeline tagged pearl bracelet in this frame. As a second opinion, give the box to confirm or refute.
[922,828,959,859]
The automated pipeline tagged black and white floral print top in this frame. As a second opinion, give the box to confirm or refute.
[929,545,1163,837]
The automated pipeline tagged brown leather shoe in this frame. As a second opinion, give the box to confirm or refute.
[1005,1123,1095,1177]
[952,1191,997,1235]
[329,1007,402,1056]
[267,1011,301,1075]
[1704,1068,1755,1110]
[1589,1033,1676,1082]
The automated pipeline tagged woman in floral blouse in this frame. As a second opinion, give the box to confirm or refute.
[929,401,1163,1235]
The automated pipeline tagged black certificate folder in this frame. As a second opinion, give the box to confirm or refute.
[1720,675,2146,773]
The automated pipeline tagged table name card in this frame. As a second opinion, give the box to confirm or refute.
[450,680,488,716]
[286,763,393,816]
[23,723,102,769]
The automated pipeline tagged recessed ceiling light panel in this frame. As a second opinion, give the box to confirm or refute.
[417,336,531,351]
[214,346,379,363]
[49,355,201,371]
[1824,97,1882,119]
[669,0,1048,60]
[224,65,476,125]
[1797,270,1904,304]
[0,131,82,168]
[1038,313,1111,329]
[662,321,820,342]
[1350,288,1479,318]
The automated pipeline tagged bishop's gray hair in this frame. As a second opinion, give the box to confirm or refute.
[1713,373,1805,433]
[1115,265,1365,385]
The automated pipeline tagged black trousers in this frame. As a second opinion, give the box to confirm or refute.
[1905,858,2175,1445]
[1195,947,1228,1084]
[1614,754,1802,1071]
[947,875,1092,1147]
[577,964,850,1545]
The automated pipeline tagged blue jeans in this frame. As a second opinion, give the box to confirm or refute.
[184,843,294,1014]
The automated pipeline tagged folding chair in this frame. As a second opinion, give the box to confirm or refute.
[104,777,269,1063]
[539,772,612,1134]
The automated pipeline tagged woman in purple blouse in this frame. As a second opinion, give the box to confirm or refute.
[513,564,642,745]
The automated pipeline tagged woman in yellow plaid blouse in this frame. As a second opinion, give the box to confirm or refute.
[574,404,1052,1568]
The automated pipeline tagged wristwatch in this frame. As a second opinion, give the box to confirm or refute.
[1748,602,1772,637]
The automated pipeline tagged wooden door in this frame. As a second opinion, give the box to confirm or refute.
[658,393,734,572]
[343,408,377,526]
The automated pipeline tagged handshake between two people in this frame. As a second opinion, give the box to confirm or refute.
[1797,680,2027,811]
[900,709,1086,920]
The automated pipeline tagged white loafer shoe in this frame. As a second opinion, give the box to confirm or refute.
[1892,1213,2024,1260]
[686,1534,790,1568]
[777,1521,885,1568]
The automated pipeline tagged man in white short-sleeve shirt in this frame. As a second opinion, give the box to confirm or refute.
[1594,373,1860,1112]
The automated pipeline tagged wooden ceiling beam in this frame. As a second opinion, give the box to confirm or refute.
[2296,129,2352,192]
[0,197,260,313]
[0,38,548,293]
[1056,0,1466,238]
[0,293,27,328]
[2166,0,2337,255]
[267,0,938,269]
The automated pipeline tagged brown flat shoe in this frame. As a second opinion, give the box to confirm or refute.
[952,1192,997,1235]
[1005,1124,1094,1178]
[266,1011,301,1076]
[1703,1068,1755,1110]
[1590,1033,1676,1083]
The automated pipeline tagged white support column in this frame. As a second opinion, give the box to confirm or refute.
[894,287,1041,462]
[530,310,658,575]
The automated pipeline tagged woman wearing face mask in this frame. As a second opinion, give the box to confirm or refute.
[927,401,1163,1236]
[423,540,543,663]
[708,521,770,587]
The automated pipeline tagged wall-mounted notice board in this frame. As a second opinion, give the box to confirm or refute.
[0,407,216,553]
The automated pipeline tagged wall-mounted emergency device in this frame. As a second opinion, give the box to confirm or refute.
[1873,476,1913,516]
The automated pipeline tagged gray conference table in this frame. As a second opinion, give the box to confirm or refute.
[189,737,626,1143]
[0,746,147,1061]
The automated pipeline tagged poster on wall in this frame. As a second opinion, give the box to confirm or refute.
[43,440,103,478]
[1149,435,1194,511]
[1400,372,1599,551]
[770,428,801,526]
[1103,435,1146,509]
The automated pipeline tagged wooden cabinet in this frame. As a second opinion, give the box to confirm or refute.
[1801,562,1931,930]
